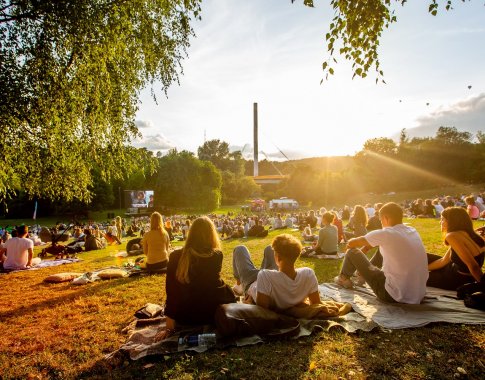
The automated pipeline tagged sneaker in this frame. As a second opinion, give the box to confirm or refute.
[352,275,366,287]
[334,275,354,289]
[232,283,244,296]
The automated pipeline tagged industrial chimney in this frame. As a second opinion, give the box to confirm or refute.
[253,102,258,177]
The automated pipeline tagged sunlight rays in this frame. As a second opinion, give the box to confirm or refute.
[363,150,459,186]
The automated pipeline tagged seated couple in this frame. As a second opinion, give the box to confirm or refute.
[334,203,484,304]
[159,225,326,340]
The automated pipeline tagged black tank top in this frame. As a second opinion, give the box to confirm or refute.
[451,249,484,273]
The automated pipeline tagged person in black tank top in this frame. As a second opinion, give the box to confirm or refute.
[427,207,485,290]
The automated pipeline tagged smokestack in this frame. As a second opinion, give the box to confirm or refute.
[253,102,258,176]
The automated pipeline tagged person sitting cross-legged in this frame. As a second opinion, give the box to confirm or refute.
[0,225,41,270]
[232,234,322,312]
[334,202,428,304]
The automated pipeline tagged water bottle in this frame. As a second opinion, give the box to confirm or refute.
[178,333,217,348]
[198,333,217,348]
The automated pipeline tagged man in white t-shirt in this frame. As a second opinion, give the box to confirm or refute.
[0,225,41,270]
[232,234,321,311]
[334,202,428,304]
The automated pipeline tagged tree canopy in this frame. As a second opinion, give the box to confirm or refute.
[0,0,201,202]
[151,149,221,211]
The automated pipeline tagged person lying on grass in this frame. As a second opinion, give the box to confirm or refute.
[334,202,428,304]
[232,234,322,312]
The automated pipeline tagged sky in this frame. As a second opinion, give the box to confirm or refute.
[133,0,485,160]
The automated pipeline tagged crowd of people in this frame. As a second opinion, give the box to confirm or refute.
[1,192,484,337]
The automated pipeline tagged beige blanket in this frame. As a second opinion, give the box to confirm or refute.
[320,283,485,329]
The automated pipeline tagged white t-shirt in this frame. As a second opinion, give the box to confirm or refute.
[434,204,444,215]
[3,237,34,270]
[365,224,428,304]
[248,267,319,310]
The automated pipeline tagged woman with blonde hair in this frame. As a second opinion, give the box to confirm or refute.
[141,212,170,272]
[427,207,484,290]
[162,216,235,338]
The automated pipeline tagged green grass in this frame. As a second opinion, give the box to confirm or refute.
[0,218,484,379]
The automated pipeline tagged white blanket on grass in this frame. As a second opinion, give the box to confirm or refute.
[319,283,485,329]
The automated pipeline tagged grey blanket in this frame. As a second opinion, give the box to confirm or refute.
[319,283,485,329]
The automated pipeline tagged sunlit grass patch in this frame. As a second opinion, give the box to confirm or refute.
[0,218,483,378]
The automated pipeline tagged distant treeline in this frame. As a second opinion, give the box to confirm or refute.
[4,127,484,218]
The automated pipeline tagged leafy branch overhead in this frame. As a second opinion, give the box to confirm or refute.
[293,0,462,83]
[0,0,202,202]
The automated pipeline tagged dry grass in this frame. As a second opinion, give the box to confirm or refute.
[0,218,484,379]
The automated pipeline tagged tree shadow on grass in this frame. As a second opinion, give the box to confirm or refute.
[0,275,149,320]
[76,334,323,380]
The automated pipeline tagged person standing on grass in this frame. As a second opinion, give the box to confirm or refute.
[0,225,41,270]
[232,234,322,312]
[334,202,428,304]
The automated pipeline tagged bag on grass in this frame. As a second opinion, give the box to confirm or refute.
[456,274,485,311]
[134,303,164,319]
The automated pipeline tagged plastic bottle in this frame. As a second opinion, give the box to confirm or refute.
[197,333,217,348]
[178,333,217,348]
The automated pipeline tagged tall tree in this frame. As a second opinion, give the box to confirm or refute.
[152,150,221,211]
[197,139,244,175]
[0,0,201,202]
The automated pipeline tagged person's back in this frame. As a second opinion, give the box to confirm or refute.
[2,226,38,270]
[337,202,428,305]
[365,215,428,303]
[253,267,318,310]
[248,221,264,237]
[164,216,235,327]
[239,234,320,311]
[366,214,382,231]
[306,213,317,228]
[3,237,32,270]
[142,220,170,265]
[316,224,338,254]
[84,233,103,251]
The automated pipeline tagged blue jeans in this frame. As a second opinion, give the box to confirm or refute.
[232,245,278,292]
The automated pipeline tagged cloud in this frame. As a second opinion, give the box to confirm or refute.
[135,119,153,129]
[404,93,485,139]
[132,134,175,151]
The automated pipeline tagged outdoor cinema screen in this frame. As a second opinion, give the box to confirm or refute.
[125,190,154,208]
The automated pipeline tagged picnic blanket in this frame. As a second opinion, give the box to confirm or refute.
[319,283,485,329]
[310,252,345,260]
[105,306,377,361]
[0,258,82,274]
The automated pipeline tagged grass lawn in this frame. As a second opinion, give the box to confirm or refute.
[1,218,484,379]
